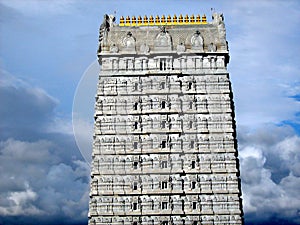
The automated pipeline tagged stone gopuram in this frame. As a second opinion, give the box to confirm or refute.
[89,13,244,225]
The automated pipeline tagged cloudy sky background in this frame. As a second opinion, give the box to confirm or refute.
[0,0,299,224]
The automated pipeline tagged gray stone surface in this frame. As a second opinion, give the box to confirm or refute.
[89,13,243,225]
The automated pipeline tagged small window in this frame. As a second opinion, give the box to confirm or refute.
[133,222,137,225]
[191,160,196,169]
[133,161,138,169]
[160,82,165,89]
[161,120,166,129]
[133,202,138,210]
[191,181,196,189]
[162,222,168,225]
[191,141,195,149]
[134,82,138,91]
[133,181,138,190]
[161,101,166,109]
[133,142,138,149]
[161,181,168,189]
[193,222,198,225]
[134,121,138,130]
[189,101,193,109]
[161,160,168,168]
[192,202,197,210]
[134,102,138,110]
[161,140,166,148]
[188,82,193,90]
[160,60,166,71]
[162,202,168,209]
[189,121,193,128]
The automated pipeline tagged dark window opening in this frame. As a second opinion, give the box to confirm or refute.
[162,222,168,225]
[134,121,138,130]
[189,121,193,128]
[162,160,168,168]
[161,140,166,148]
[161,120,166,128]
[133,161,138,169]
[133,142,138,149]
[160,60,166,71]
[160,82,165,89]
[161,101,166,109]
[189,101,193,109]
[162,202,168,209]
[191,181,196,189]
[188,82,193,90]
[133,181,138,190]
[134,82,138,91]
[161,181,168,189]
[191,160,196,169]
[133,203,138,210]
[191,141,195,149]
[134,102,138,110]
[193,202,197,210]
[193,221,198,225]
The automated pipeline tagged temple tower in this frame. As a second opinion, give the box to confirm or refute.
[89,13,243,225]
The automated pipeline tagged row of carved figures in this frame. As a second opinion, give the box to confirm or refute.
[89,195,240,215]
[89,214,242,225]
[90,174,238,194]
[119,14,207,26]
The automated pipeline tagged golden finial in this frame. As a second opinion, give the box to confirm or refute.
[173,14,177,24]
[202,14,207,23]
[149,15,154,25]
[161,15,166,23]
[167,15,172,24]
[190,14,195,23]
[179,14,183,23]
[132,16,136,25]
[120,16,125,26]
[155,15,160,24]
[143,15,148,24]
[195,14,201,24]
[125,16,130,25]
[184,14,189,23]
[137,15,142,25]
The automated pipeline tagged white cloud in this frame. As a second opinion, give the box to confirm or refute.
[0,138,89,222]
[239,125,300,223]
[224,0,300,128]
[0,70,89,224]
[3,184,44,216]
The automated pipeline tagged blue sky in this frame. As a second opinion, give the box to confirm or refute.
[0,0,300,224]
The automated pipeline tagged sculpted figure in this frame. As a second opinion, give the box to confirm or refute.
[191,30,203,51]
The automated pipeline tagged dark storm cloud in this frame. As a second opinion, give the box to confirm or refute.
[238,125,300,225]
[0,71,89,225]
[0,71,57,141]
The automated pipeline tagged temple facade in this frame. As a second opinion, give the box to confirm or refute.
[88,13,244,225]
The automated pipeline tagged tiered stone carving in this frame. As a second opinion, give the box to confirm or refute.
[89,12,243,225]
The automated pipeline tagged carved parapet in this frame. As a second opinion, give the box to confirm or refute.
[98,13,229,59]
